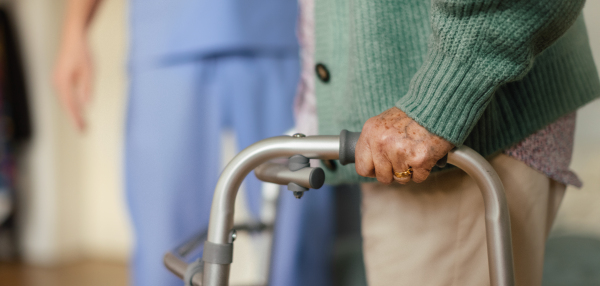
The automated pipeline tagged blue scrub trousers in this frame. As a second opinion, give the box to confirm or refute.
[270,185,335,286]
[126,54,302,286]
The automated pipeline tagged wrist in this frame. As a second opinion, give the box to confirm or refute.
[62,0,100,40]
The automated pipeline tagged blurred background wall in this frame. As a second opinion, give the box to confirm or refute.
[552,4,600,238]
[9,0,130,264]
[1,0,599,273]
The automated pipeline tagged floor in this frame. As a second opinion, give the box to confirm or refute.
[1,237,600,286]
[0,260,128,286]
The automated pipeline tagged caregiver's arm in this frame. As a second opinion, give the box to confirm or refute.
[356,0,586,184]
[53,0,103,131]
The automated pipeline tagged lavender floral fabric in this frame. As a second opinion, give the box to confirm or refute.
[503,113,581,187]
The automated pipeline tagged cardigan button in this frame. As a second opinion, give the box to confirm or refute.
[315,63,330,83]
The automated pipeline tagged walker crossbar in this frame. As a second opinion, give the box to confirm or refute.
[164,130,516,286]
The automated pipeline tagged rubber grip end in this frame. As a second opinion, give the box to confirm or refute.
[339,130,361,165]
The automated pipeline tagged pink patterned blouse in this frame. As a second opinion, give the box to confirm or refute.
[503,113,581,187]
[294,0,581,187]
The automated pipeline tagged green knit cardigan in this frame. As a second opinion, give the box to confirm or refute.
[314,0,600,184]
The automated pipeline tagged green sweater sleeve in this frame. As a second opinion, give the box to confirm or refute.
[395,0,585,146]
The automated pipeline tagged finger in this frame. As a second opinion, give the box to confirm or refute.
[392,166,412,184]
[393,171,411,184]
[57,75,86,131]
[355,135,375,178]
[81,54,94,104]
[410,166,432,183]
[66,91,86,132]
[80,68,93,105]
[387,146,411,184]
[409,158,437,183]
[373,151,393,184]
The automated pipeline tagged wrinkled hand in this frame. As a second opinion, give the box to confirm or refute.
[356,107,454,184]
[53,29,94,131]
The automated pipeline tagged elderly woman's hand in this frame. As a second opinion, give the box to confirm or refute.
[355,107,454,184]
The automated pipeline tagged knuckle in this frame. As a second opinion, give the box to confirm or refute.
[393,142,409,156]
[412,153,428,166]
[381,134,397,148]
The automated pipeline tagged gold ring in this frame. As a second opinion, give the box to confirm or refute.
[394,167,413,179]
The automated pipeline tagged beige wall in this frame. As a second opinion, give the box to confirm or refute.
[11,0,130,264]
[553,3,600,237]
[79,0,131,260]
[8,0,600,268]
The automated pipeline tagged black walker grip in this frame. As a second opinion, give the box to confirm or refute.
[339,130,361,165]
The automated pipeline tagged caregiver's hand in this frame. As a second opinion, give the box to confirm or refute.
[52,0,102,132]
[355,107,454,184]
[53,30,93,132]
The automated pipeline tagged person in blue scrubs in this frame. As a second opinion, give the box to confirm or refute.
[54,1,335,286]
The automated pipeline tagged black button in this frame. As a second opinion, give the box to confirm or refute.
[315,63,330,83]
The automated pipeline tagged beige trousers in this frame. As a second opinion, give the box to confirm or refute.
[361,154,566,286]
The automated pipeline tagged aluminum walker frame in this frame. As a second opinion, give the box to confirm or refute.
[164,130,516,286]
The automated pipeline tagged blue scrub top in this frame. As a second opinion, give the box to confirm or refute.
[128,0,299,65]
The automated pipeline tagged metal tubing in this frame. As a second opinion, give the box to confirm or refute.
[447,146,515,286]
[203,136,340,286]
[164,252,186,280]
[164,253,203,286]
[199,135,514,286]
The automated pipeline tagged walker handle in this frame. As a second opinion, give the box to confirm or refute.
[339,130,361,165]
[338,130,448,168]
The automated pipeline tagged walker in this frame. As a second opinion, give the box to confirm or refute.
[164,130,516,286]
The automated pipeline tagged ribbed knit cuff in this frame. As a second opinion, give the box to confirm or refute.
[396,49,497,146]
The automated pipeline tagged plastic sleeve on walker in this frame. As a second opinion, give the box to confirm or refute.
[339,130,361,165]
